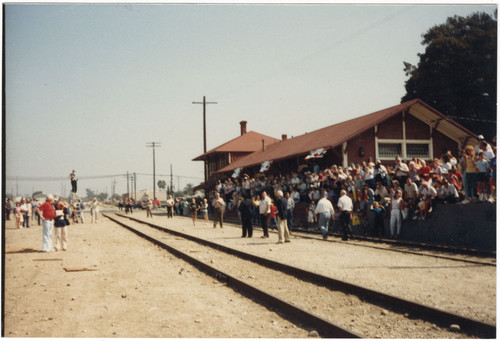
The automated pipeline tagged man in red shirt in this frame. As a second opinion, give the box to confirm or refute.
[36,194,55,252]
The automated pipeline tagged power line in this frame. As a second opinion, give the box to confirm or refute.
[6,174,126,181]
[7,173,204,182]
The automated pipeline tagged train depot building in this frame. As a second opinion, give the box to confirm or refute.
[194,99,480,182]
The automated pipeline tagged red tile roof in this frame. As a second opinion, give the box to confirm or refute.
[193,131,281,161]
[215,99,478,173]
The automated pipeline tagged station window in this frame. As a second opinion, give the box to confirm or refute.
[406,143,430,159]
[378,143,402,158]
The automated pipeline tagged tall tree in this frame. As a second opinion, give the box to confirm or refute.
[402,12,497,140]
[157,180,166,190]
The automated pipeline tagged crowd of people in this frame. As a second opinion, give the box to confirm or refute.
[206,137,496,240]
[5,194,101,252]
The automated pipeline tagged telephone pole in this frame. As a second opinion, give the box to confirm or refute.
[126,171,130,198]
[170,164,174,196]
[146,142,161,200]
[192,96,217,182]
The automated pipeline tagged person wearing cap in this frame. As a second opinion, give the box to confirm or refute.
[36,194,56,252]
[314,192,335,240]
[475,135,493,156]
[337,190,353,241]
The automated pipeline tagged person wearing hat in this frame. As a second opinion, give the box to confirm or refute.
[475,135,493,156]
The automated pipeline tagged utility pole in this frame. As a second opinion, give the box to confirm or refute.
[192,96,217,182]
[133,173,137,202]
[146,142,161,200]
[170,164,173,196]
[126,171,130,198]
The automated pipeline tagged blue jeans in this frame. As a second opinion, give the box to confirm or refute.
[42,219,54,252]
[317,212,331,237]
[23,213,30,227]
[465,172,477,200]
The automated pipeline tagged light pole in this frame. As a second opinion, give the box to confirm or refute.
[146,142,161,200]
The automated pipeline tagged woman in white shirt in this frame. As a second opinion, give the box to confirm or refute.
[389,189,403,239]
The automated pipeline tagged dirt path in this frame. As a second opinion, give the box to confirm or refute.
[3,211,310,338]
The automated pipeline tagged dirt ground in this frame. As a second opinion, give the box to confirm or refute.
[3,210,311,338]
[3,208,496,338]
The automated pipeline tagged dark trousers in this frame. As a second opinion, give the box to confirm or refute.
[167,206,173,218]
[71,180,77,193]
[242,218,253,237]
[340,211,351,239]
[213,208,223,227]
[260,213,270,236]
[5,208,10,220]
[374,216,384,237]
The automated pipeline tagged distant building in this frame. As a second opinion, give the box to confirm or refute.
[213,99,480,177]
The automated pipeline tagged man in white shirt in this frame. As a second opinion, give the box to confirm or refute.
[212,192,225,228]
[394,156,409,185]
[314,192,335,240]
[337,190,353,241]
[259,191,272,238]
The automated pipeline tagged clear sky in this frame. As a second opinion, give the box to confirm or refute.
[4,1,497,198]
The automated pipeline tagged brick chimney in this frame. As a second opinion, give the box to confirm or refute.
[240,121,247,136]
[282,134,287,141]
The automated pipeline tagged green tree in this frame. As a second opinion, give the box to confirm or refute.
[85,189,96,201]
[402,12,497,140]
[32,191,43,197]
[183,183,194,195]
[97,192,108,202]
[157,180,166,190]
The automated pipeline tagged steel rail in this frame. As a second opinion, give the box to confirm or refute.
[103,213,361,339]
[113,213,496,339]
[292,231,496,267]
[222,214,496,258]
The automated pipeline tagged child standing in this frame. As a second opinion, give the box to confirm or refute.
[476,151,490,202]
[269,200,278,231]
[307,201,316,231]
[14,202,22,229]
[54,202,69,251]
[370,201,385,237]
[189,198,200,226]
[201,198,209,225]
[417,194,427,220]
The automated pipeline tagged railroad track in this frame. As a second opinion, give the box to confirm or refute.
[103,213,495,339]
[291,231,496,267]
